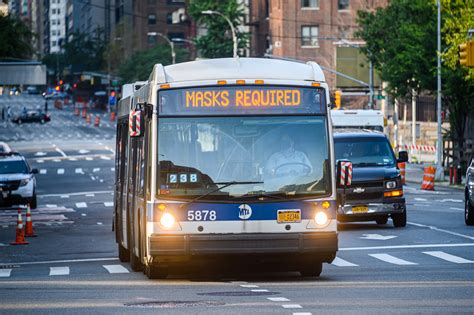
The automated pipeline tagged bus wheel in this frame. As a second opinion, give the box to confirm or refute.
[300,262,322,277]
[146,264,168,279]
[118,243,130,262]
[130,250,144,271]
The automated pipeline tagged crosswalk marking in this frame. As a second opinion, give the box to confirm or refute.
[369,253,418,265]
[75,202,87,208]
[49,267,70,276]
[75,168,84,174]
[268,297,290,302]
[93,168,100,172]
[103,264,129,274]
[423,251,474,264]
[331,257,359,267]
[57,168,64,174]
[104,202,113,207]
[39,169,47,174]
[0,269,12,277]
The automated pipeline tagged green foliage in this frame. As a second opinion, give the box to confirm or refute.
[118,44,188,83]
[441,0,474,80]
[355,0,437,98]
[188,0,249,58]
[0,13,34,60]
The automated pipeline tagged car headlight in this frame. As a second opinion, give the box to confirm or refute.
[160,213,176,229]
[20,178,31,186]
[385,180,397,189]
[314,211,329,227]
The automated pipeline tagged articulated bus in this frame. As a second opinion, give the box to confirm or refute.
[114,58,346,279]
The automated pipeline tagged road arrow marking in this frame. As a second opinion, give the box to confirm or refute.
[360,234,397,241]
[439,199,463,203]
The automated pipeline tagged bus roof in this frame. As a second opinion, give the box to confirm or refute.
[151,58,326,83]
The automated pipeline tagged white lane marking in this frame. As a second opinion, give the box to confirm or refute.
[49,267,70,276]
[68,158,78,161]
[103,264,129,274]
[93,168,100,172]
[282,305,303,309]
[81,213,87,216]
[230,281,247,284]
[423,251,474,264]
[268,297,290,302]
[369,253,417,265]
[100,156,111,160]
[86,194,95,197]
[360,234,397,241]
[57,168,64,174]
[0,257,117,266]
[407,222,474,240]
[240,284,259,288]
[414,198,427,202]
[97,222,103,225]
[449,207,464,211]
[53,159,61,162]
[104,202,113,207]
[78,149,90,154]
[75,202,87,208]
[39,190,113,198]
[251,289,269,292]
[439,199,463,203]
[75,168,84,174]
[37,159,44,163]
[46,204,57,208]
[85,157,93,161]
[0,269,12,277]
[55,147,67,157]
[60,195,69,199]
[35,152,47,156]
[331,257,359,267]
[293,313,312,315]
[39,169,47,174]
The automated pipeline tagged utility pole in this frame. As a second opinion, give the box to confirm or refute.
[368,60,374,109]
[436,0,443,180]
[412,89,417,146]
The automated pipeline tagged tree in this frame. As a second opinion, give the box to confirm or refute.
[356,0,474,166]
[0,13,34,60]
[188,0,249,58]
[118,44,188,83]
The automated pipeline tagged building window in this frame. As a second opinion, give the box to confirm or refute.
[52,41,57,46]
[52,8,56,14]
[167,13,172,24]
[338,0,349,10]
[57,9,60,14]
[301,26,318,47]
[148,14,156,25]
[301,0,318,9]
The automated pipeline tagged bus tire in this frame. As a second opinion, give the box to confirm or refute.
[146,265,168,279]
[118,243,130,262]
[392,210,407,228]
[300,262,322,277]
[130,250,143,271]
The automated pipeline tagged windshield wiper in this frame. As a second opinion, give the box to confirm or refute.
[232,191,287,200]
[180,181,263,208]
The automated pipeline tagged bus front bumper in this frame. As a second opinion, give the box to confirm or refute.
[149,232,337,263]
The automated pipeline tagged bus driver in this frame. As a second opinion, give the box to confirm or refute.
[265,134,313,178]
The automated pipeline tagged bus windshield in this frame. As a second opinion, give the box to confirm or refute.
[157,116,330,201]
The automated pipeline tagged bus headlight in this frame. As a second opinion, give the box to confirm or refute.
[160,213,175,229]
[314,211,329,227]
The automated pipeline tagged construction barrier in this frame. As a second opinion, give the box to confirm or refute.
[11,211,28,245]
[86,114,91,124]
[24,204,37,237]
[110,112,116,122]
[398,162,406,185]
[82,109,87,119]
[74,108,80,116]
[94,115,100,127]
[421,166,436,191]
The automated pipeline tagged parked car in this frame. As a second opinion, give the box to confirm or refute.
[26,86,40,94]
[334,129,409,227]
[465,157,474,226]
[44,91,67,99]
[0,152,38,208]
[0,142,12,153]
[12,111,51,124]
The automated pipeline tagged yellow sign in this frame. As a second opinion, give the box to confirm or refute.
[185,89,301,108]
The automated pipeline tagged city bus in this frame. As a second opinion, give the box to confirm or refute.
[114,58,347,279]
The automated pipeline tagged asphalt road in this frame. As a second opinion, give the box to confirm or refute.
[0,95,473,314]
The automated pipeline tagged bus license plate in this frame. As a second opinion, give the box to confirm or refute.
[277,210,301,223]
[352,206,368,213]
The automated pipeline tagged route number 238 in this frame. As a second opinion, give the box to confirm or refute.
[187,210,217,221]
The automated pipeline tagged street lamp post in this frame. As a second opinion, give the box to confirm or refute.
[148,32,176,64]
[436,0,443,180]
[201,10,238,58]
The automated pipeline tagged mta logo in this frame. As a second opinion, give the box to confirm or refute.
[238,204,252,220]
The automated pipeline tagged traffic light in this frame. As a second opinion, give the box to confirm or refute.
[334,90,342,109]
[459,41,474,67]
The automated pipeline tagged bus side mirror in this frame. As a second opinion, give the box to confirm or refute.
[129,109,144,137]
[336,160,352,189]
[398,151,408,163]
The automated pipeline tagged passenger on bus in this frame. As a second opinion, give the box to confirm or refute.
[265,134,313,177]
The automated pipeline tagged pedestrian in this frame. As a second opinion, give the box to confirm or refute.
[44,100,48,113]
[22,106,27,115]
[1,107,4,121]
[7,105,12,121]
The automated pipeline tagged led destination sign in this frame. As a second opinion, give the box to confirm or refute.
[159,86,325,116]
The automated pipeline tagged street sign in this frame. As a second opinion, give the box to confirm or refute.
[376,95,386,100]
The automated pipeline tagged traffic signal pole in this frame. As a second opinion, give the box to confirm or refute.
[436,0,443,181]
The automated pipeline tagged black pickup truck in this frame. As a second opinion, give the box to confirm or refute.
[334,129,408,227]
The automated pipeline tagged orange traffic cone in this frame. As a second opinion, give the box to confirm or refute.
[25,204,37,237]
[398,162,406,185]
[86,114,91,124]
[11,212,29,245]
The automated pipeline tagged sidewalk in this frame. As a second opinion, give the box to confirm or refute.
[405,163,465,190]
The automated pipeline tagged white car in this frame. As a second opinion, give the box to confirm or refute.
[0,152,38,208]
[0,142,12,153]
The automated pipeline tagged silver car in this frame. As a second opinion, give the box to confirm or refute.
[465,157,474,226]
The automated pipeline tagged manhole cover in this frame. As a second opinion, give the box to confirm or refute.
[198,291,279,297]
[125,301,224,308]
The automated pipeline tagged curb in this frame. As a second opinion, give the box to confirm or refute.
[405,179,464,191]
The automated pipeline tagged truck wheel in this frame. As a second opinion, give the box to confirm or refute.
[376,216,388,225]
[118,243,130,262]
[465,198,474,226]
[30,193,37,209]
[130,249,143,272]
[392,210,407,228]
[300,262,323,277]
[146,264,168,279]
